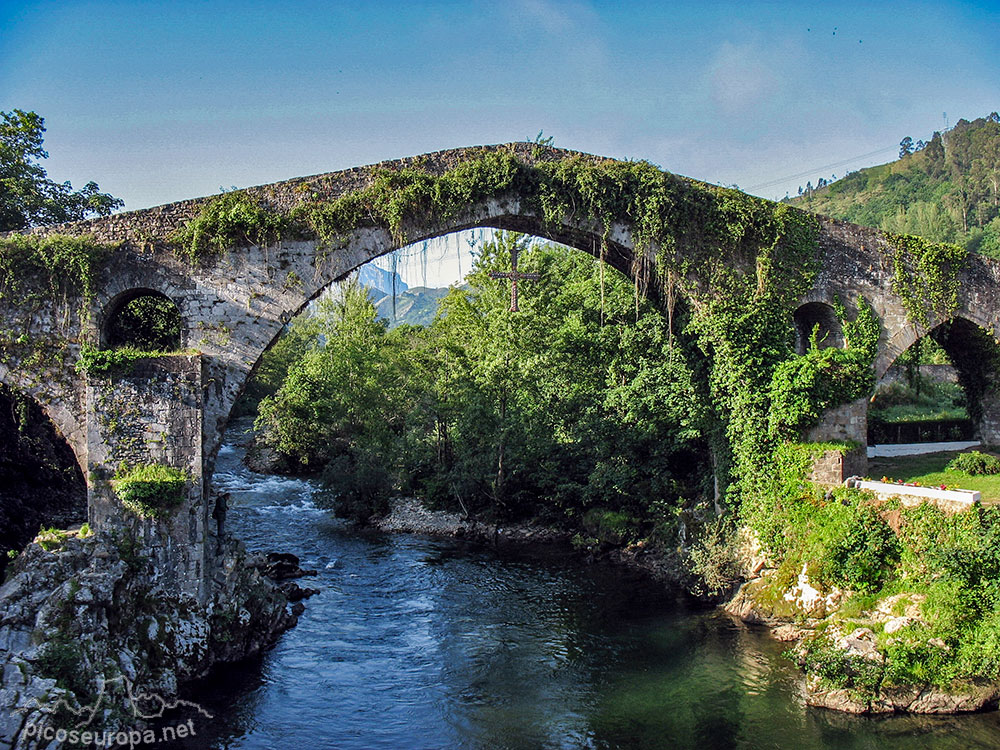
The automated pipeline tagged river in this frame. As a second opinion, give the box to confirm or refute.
[174,429,1000,749]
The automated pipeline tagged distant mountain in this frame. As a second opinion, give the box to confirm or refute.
[788,112,1000,258]
[357,264,407,296]
[369,286,452,329]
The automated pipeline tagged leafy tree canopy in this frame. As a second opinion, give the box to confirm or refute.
[0,109,123,231]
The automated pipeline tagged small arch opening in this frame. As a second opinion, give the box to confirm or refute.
[0,384,86,578]
[102,290,182,351]
[869,317,1000,444]
[793,302,843,354]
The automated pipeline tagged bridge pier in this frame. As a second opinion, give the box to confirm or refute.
[979,391,1000,446]
[85,355,212,602]
[805,398,869,484]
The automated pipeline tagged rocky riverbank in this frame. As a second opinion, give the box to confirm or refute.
[0,528,301,749]
[723,532,1000,715]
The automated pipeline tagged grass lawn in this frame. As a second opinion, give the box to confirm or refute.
[867,449,1000,504]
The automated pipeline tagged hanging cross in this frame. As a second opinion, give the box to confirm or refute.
[489,246,539,312]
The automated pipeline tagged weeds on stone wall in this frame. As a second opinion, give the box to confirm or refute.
[0,233,111,307]
[170,190,294,263]
[75,344,191,377]
[112,463,189,519]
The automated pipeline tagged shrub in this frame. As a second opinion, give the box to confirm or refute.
[113,464,189,518]
[826,502,901,594]
[684,515,739,597]
[947,450,1000,475]
[883,640,955,688]
[318,449,393,523]
[35,636,93,703]
[582,508,640,545]
[799,635,884,701]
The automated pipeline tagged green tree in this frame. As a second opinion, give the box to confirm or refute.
[255,279,417,519]
[0,109,122,231]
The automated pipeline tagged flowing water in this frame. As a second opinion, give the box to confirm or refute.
[174,428,1000,749]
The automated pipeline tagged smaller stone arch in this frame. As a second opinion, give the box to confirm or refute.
[873,316,1000,444]
[928,317,1000,442]
[100,288,183,351]
[793,301,844,354]
[0,383,87,577]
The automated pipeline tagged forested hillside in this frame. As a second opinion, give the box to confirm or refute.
[790,112,1000,257]
[369,285,451,328]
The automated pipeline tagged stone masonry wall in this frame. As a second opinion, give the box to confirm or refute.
[86,355,209,600]
[806,398,869,484]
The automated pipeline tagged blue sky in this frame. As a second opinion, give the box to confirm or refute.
[3,1,999,283]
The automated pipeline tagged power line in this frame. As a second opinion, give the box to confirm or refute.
[747,146,899,191]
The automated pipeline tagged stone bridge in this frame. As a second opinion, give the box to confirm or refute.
[3,142,1000,600]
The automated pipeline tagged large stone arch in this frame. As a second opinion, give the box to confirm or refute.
[183,195,651,485]
[870,310,1000,445]
[6,142,1000,594]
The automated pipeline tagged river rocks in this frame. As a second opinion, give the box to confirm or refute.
[772,623,805,641]
[835,627,882,661]
[724,580,774,624]
[806,679,1000,715]
[373,497,472,537]
[783,564,843,618]
[723,574,828,626]
[883,616,914,634]
[805,683,891,714]
[256,552,318,580]
[873,592,926,622]
[0,530,299,749]
[373,497,575,547]
[281,582,320,602]
[247,553,320,603]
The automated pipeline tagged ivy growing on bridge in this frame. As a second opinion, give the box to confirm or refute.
[834,295,881,363]
[0,233,111,308]
[170,190,294,263]
[886,232,967,328]
[75,344,181,377]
